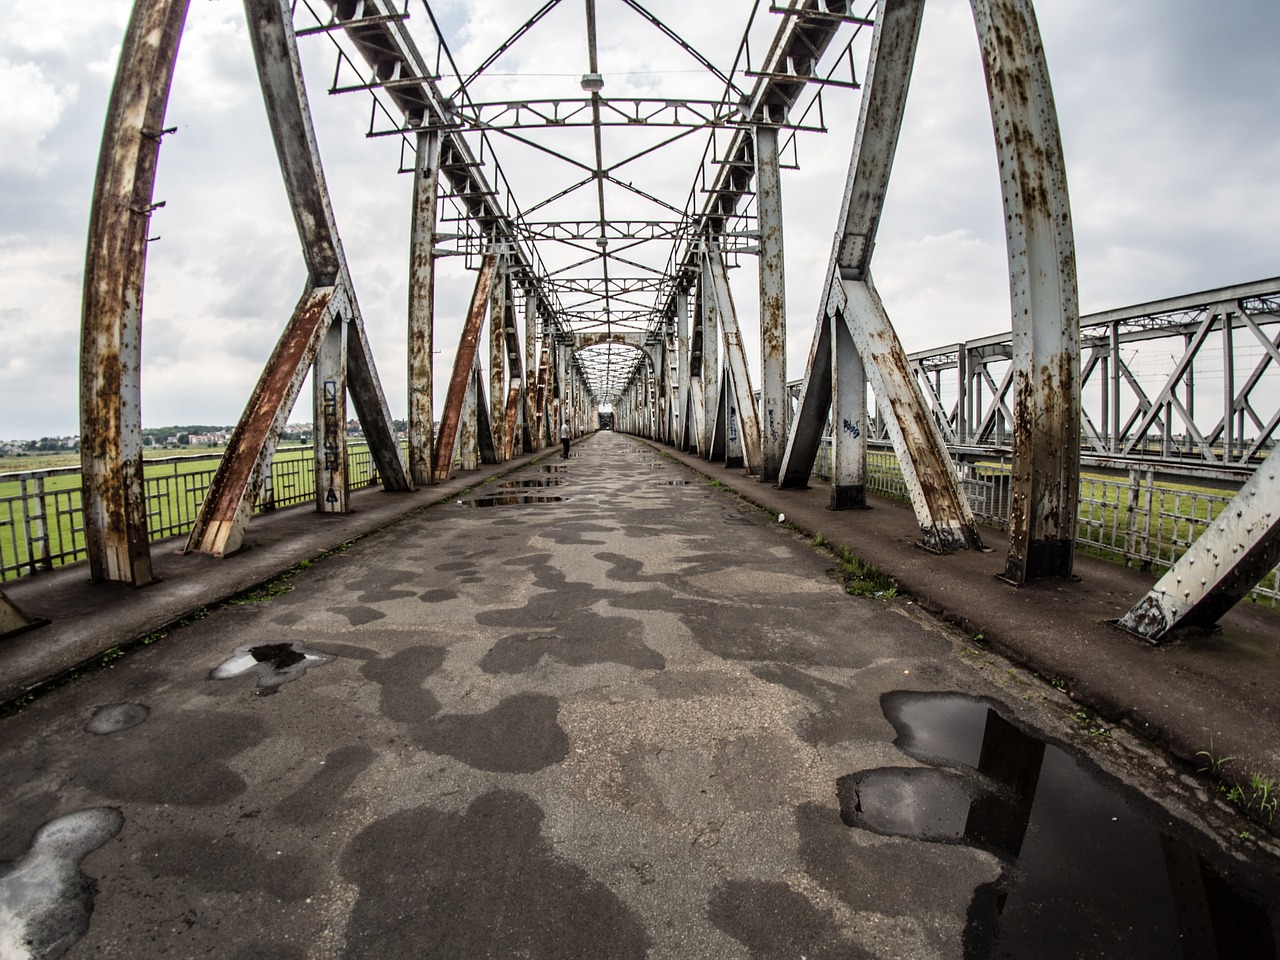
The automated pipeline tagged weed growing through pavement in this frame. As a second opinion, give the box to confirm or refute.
[1194,740,1278,825]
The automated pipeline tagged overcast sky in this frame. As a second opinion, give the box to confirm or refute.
[1,0,1277,439]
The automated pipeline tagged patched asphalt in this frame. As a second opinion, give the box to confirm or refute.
[1,430,1279,958]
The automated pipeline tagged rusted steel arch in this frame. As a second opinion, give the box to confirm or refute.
[79,0,192,586]
[777,0,1077,569]
[83,0,412,574]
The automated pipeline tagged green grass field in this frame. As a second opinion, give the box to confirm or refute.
[0,444,368,579]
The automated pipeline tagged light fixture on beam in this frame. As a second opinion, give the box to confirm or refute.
[580,73,604,93]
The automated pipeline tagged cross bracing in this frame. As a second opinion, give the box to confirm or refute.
[63,0,1280,646]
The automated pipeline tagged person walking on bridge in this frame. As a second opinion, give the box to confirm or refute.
[560,421,571,460]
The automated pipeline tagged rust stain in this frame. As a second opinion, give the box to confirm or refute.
[433,255,496,480]
[189,287,334,554]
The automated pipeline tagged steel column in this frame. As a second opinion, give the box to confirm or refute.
[972,0,1081,582]
[699,265,720,459]
[489,257,508,461]
[830,308,867,509]
[1117,462,1280,642]
[524,288,539,451]
[755,123,788,482]
[722,369,744,468]
[407,127,440,485]
[676,291,690,450]
[80,0,191,585]
[776,307,833,488]
[189,0,409,557]
[313,312,348,512]
[459,361,480,471]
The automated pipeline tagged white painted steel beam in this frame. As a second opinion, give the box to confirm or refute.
[1116,462,1280,642]
[699,267,719,459]
[0,590,45,638]
[830,308,868,509]
[776,310,833,489]
[706,245,764,475]
[842,278,984,551]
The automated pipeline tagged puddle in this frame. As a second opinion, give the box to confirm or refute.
[457,495,566,508]
[209,642,334,695]
[84,704,149,735]
[839,692,1278,957]
[0,808,124,960]
[538,465,568,474]
[723,512,754,525]
[493,478,563,489]
[659,480,693,486]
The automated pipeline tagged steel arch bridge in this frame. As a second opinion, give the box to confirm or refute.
[7,0,1274,646]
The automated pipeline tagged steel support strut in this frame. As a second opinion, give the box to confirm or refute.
[0,590,47,638]
[80,0,191,585]
[706,244,764,475]
[434,256,498,480]
[187,0,409,556]
[973,0,1081,582]
[1117,463,1280,642]
[843,278,983,550]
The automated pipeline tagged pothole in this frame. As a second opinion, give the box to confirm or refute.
[85,704,149,735]
[209,642,334,695]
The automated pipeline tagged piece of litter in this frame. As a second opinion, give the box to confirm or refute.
[777,513,785,523]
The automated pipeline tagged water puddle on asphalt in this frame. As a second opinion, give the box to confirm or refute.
[493,478,563,490]
[457,495,566,508]
[839,692,1278,958]
[209,642,334,695]
[0,808,123,960]
[659,480,693,486]
[723,512,755,525]
[84,703,149,735]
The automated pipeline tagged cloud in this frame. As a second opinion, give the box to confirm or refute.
[0,59,77,175]
[1,0,1278,439]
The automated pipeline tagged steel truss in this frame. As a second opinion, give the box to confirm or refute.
[75,0,1280,633]
[904,279,1280,481]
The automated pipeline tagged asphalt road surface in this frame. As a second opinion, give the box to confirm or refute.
[2,431,1277,959]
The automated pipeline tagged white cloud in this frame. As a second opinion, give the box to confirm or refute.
[0,59,76,175]
[1,0,1277,438]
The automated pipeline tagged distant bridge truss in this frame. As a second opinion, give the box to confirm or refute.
[10,0,1276,645]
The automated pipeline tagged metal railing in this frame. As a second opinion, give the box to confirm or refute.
[813,439,1280,606]
[0,443,385,583]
